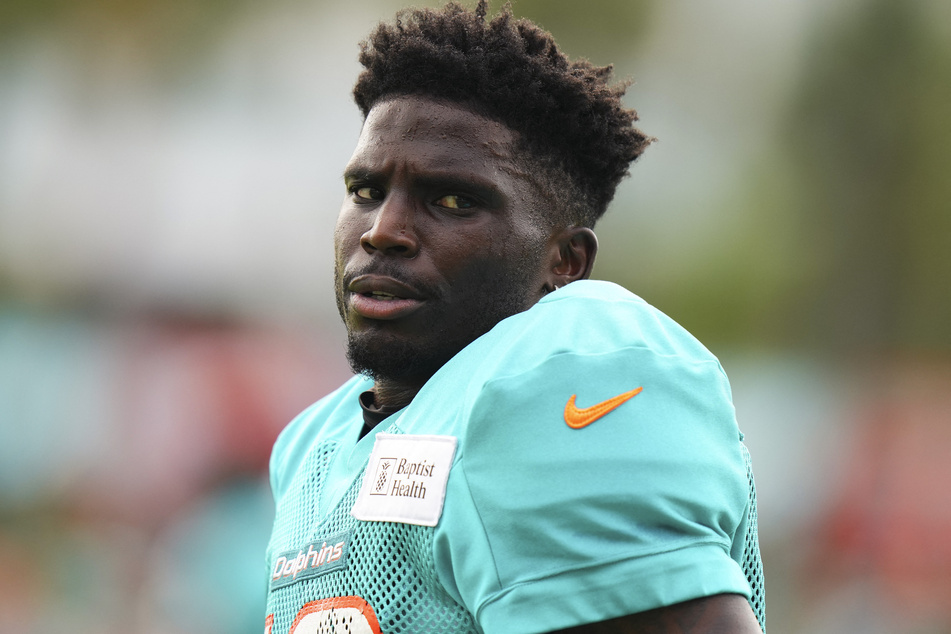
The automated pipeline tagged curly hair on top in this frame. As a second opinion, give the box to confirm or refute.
[352,0,652,227]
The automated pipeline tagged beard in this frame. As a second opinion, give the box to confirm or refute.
[345,329,446,385]
[336,248,545,386]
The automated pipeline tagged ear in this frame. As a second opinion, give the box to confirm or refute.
[546,227,598,290]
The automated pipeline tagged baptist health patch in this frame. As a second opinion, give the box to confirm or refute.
[351,433,457,527]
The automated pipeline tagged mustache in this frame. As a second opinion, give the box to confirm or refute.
[339,262,444,300]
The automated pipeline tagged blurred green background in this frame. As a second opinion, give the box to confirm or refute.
[2,0,950,632]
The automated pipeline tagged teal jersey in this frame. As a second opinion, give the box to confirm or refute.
[265,280,766,634]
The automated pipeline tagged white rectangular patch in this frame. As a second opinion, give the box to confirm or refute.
[351,433,457,527]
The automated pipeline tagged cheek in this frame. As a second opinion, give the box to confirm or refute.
[492,222,547,264]
[452,250,525,291]
[333,211,364,258]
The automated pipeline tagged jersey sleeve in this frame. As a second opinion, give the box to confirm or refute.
[433,345,753,634]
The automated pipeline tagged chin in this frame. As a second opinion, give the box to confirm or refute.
[347,332,426,380]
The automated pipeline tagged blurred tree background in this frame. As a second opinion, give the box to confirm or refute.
[1,0,949,632]
[595,0,951,356]
[787,0,951,354]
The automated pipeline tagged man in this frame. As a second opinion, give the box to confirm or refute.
[264,2,766,632]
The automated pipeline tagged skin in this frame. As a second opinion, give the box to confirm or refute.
[333,95,761,632]
[553,594,762,633]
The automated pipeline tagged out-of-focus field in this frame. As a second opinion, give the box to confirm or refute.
[2,0,949,631]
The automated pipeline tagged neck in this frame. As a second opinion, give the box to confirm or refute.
[370,380,423,412]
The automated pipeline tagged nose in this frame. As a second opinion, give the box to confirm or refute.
[360,194,419,257]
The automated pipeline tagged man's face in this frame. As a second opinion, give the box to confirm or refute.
[334,96,553,385]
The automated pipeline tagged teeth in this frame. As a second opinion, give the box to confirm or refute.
[371,291,397,300]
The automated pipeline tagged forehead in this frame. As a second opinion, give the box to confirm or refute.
[347,96,519,174]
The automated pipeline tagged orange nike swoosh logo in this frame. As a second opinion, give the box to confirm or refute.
[564,387,643,429]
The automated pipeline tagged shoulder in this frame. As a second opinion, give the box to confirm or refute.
[431,280,734,431]
[455,281,744,500]
[269,374,371,499]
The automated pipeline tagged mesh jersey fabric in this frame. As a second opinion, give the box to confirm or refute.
[265,280,766,633]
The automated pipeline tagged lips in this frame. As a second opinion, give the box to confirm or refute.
[348,274,426,321]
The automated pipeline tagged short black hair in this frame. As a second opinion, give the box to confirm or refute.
[353,0,651,227]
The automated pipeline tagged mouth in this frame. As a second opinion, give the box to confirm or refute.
[348,274,426,321]
[364,290,401,301]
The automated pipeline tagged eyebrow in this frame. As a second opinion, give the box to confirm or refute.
[342,165,377,184]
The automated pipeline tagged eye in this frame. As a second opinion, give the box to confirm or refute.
[351,186,384,201]
[433,194,475,210]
